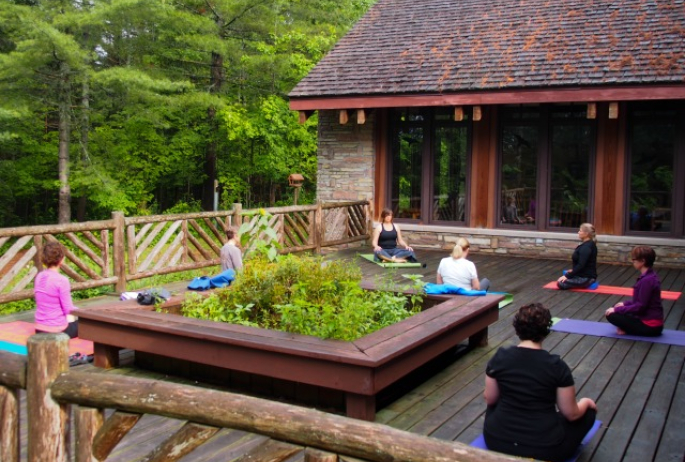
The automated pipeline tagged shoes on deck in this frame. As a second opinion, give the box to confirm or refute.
[69,352,94,367]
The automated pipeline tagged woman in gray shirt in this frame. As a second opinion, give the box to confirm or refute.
[220,228,243,271]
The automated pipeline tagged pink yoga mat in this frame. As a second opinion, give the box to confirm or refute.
[551,319,685,346]
[543,281,681,300]
[0,321,93,356]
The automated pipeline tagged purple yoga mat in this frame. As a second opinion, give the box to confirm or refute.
[471,420,602,462]
[552,319,685,346]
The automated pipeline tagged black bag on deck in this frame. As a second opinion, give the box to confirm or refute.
[137,288,171,305]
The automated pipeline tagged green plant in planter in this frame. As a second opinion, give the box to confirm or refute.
[181,253,423,341]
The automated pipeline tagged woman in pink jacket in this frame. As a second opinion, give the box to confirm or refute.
[34,242,79,338]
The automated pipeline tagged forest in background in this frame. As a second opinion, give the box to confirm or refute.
[0,0,373,226]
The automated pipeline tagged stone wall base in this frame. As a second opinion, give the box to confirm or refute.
[399,227,685,269]
[323,226,685,269]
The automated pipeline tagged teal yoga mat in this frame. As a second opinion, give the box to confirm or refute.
[359,253,423,268]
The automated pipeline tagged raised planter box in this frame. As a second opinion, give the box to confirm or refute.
[77,284,502,420]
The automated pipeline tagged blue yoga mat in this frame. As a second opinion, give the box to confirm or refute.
[0,340,28,355]
[551,319,685,346]
[471,419,601,462]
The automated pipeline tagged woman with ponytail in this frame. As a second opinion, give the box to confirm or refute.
[557,223,598,290]
[436,237,490,291]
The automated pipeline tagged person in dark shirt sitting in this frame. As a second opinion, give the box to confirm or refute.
[557,223,598,290]
[371,208,417,263]
[605,246,664,336]
[484,303,598,462]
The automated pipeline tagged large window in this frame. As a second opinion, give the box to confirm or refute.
[389,108,470,223]
[627,103,685,236]
[499,105,595,231]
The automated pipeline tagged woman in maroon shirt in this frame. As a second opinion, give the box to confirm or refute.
[605,246,664,337]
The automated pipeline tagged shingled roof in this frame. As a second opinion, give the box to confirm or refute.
[290,0,685,98]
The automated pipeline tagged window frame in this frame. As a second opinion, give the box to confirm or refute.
[497,104,597,232]
[625,102,685,237]
[386,108,472,225]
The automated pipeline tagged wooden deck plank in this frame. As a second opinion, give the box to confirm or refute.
[653,353,685,462]
[622,345,684,462]
[577,341,653,462]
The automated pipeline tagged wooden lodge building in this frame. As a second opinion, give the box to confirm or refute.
[289,0,685,267]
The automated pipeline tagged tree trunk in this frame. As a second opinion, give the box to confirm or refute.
[77,77,89,222]
[57,60,71,224]
[202,51,224,211]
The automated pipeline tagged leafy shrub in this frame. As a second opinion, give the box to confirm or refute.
[181,253,423,341]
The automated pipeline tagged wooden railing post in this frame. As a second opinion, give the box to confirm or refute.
[366,201,374,244]
[112,211,126,293]
[0,386,20,462]
[315,201,323,254]
[27,334,70,462]
[74,407,104,462]
[232,203,242,229]
[32,235,43,273]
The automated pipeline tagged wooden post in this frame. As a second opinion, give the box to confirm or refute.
[315,201,323,254]
[305,448,338,462]
[181,220,189,264]
[74,406,104,462]
[587,102,597,119]
[101,230,110,278]
[366,202,374,245]
[0,386,20,462]
[608,102,619,119]
[27,334,70,462]
[232,203,243,229]
[111,211,126,293]
[33,235,43,273]
[126,222,137,277]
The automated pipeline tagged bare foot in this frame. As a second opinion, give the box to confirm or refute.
[394,258,407,263]
[616,328,626,335]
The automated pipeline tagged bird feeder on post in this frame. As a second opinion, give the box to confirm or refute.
[289,173,305,205]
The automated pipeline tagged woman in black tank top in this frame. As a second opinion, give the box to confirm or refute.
[371,208,418,263]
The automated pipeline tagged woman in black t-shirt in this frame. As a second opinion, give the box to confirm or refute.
[484,303,597,462]
[557,223,598,290]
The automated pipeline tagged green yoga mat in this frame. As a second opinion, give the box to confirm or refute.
[490,292,514,309]
[359,253,423,268]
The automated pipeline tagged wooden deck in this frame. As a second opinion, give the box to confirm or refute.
[4,248,685,461]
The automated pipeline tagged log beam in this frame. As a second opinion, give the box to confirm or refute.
[52,371,517,462]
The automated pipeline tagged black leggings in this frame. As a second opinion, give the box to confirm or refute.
[606,313,663,337]
[485,408,597,462]
[35,321,79,339]
[557,276,595,290]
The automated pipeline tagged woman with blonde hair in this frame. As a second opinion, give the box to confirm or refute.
[436,237,490,291]
[557,223,598,290]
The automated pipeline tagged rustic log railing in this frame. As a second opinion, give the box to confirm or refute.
[0,201,371,303]
[0,335,517,462]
